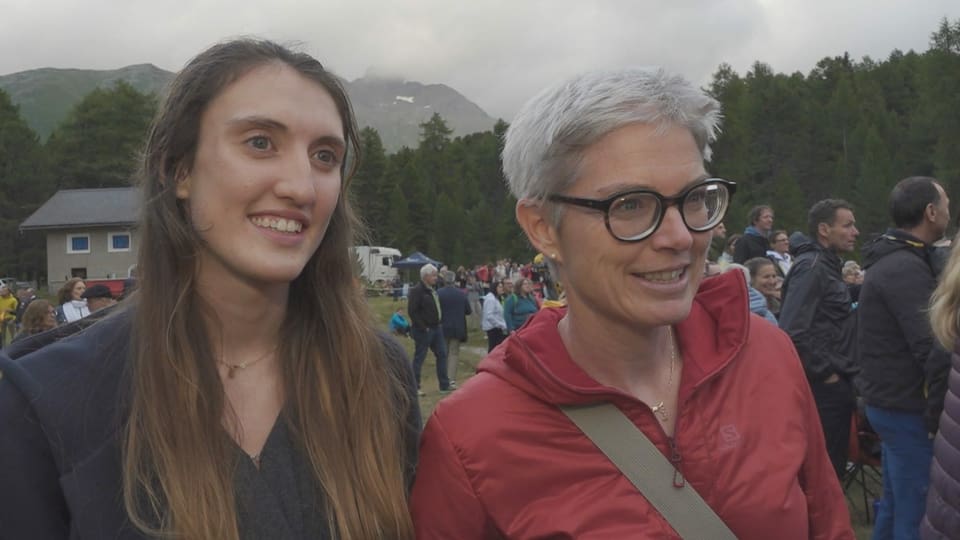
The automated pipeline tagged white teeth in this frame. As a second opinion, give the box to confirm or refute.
[639,269,682,282]
[251,216,303,233]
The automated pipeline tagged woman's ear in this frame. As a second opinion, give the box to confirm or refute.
[515,200,561,262]
[174,164,191,200]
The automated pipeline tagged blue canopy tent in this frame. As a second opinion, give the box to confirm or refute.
[391,251,443,269]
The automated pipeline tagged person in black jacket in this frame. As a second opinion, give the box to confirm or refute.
[733,204,774,263]
[408,263,452,395]
[857,176,952,539]
[779,199,860,478]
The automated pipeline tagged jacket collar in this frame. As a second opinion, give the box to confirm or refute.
[478,271,749,406]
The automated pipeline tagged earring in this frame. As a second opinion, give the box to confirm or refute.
[550,253,558,260]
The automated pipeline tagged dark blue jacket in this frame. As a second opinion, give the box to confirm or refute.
[0,308,135,538]
[0,307,420,539]
[437,285,471,342]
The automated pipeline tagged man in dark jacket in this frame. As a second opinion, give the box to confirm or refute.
[408,264,451,395]
[779,199,860,478]
[438,270,471,390]
[857,177,951,539]
[733,205,774,263]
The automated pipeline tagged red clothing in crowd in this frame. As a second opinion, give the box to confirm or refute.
[475,265,489,284]
[411,271,853,539]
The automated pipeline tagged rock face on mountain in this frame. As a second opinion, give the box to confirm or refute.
[348,76,495,150]
[0,65,496,152]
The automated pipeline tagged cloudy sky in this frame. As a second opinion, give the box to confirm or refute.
[1,0,957,119]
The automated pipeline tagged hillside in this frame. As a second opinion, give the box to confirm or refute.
[0,64,496,152]
[0,64,172,141]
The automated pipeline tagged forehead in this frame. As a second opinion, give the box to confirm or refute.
[574,122,706,196]
[203,62,343,139]
[833,208,856,224]
[760,209,774,217]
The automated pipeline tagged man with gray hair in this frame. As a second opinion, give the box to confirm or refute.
[856,176,951,538]
[408,263,452,395]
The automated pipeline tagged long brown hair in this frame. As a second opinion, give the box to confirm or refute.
[57,277,84,305]
[20,299,55,335]
[123,39,414,539]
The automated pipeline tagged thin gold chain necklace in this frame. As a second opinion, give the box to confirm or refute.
[650,326,676,423]
[219,347,277,379]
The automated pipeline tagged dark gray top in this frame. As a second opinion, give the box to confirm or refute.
[235,418,329,540]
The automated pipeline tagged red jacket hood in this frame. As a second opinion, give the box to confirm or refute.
[477,270,750,406]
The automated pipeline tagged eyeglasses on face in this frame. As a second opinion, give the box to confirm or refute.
[546,178,736,242]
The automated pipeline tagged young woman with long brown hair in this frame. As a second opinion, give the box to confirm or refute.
[0,39,419,539]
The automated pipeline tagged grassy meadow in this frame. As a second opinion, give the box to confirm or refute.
[367,294,488,417]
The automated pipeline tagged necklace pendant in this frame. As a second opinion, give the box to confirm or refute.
[651,401,668,422]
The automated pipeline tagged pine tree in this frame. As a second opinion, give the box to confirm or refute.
[0,89,49,278]
[46,81,156,189]
[351,127,389,241]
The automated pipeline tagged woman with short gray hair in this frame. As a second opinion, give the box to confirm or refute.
[411,68,851,538]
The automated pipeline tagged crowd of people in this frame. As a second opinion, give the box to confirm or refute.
[0,37,957,540]
[0,278,124,348]
[703,181,956,539]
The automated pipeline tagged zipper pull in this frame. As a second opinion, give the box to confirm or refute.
[668,437,685,488]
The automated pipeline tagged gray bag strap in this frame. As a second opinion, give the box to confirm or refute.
[560,403,737,540]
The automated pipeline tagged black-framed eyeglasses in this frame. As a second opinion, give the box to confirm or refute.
[546,178,736,242]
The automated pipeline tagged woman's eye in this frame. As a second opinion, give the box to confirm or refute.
[313,149,340,165]
[246,136,272,151]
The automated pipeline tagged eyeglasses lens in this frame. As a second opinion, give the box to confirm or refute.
[608,182,728,241]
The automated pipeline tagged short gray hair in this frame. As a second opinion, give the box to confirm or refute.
[502,67,722,206]
[420,263,438,279]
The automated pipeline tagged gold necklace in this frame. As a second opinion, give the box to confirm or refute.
[650,326,676,423]
[219,347,277,379]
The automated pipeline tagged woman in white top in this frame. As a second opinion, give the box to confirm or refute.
[766,229,792,278]
[56,277,89,323]
[481,280,508,352]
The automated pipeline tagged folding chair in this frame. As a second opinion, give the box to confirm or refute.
[842,411,883,524]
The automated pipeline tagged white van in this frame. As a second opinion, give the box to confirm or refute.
[353,246,401,284]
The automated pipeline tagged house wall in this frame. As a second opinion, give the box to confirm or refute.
[46,228,139,294]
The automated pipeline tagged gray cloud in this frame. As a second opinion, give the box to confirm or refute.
[2,0,957,120]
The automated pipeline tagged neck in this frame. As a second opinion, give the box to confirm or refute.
[195,264,287,364]
[816,238,836,253]
[901,225,937,245]
[558,302,673,396]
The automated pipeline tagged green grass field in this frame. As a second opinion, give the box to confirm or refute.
[367,295,876,537]
[367,295,488,417]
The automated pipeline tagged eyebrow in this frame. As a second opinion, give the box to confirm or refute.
[595,174,712,198]
[228,115,347,150]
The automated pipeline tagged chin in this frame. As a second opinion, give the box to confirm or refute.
[626,298,694,328]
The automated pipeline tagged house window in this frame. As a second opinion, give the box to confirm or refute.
[108,232,132,252]
[67,234,90,254]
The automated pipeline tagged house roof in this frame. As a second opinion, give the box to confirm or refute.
[20,188,140,231]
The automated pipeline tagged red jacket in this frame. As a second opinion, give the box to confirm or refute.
[411,271,853,539]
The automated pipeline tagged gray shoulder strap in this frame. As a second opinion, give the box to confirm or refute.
[560,403,737,540]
